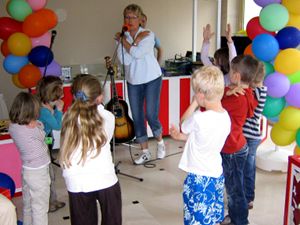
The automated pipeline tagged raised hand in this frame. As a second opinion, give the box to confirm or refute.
[225,24,233,43]
[203,24,214,42]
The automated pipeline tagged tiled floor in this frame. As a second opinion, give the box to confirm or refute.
[12,136,290,225]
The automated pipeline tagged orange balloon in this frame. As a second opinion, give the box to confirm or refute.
[1,40,10,56]
[11,74,26,89]
[18,64,42,88]
[7,32,32,56]
[244,44,255,58]
[36,9,58,29]
[22,12,48,37]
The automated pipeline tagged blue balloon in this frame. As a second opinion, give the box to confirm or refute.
[0,173,16,198]
[275,26,300,49]
[28,46,53,67]
[252,34,279,62]
[3,54,29,74]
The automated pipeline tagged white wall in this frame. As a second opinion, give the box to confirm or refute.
[0,0,221,108]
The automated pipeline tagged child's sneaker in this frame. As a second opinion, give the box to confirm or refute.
[134,151,151,165]
[157,143,166,159]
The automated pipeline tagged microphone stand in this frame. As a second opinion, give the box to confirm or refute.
[43,30,57,77]
[103,34,143,182]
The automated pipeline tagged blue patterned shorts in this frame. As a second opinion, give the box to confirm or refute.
[183,173,225,225]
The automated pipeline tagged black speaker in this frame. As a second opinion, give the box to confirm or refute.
[221,36,252,55]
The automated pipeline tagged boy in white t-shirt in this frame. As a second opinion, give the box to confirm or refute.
[170,65,231,225]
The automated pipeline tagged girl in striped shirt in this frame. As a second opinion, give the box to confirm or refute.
[243,62,267,210]
[9,92,50,225]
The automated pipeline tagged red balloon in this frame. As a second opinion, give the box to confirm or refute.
[18,64,42,88]
[246,17,276,40]
[1,40,10,57]
[36,9,58,29]
[22,12,48,37]
[0,17,23,40]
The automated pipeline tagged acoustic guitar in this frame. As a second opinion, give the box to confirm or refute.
[104,56,135,143]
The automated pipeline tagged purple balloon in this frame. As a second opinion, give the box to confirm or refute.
[254,0,281,7]
[285,84,300,108]
[39,60,61,77]
[263,72,290,98]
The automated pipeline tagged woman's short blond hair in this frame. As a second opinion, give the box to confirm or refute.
[191,65,225,101]
[123,4,143,18]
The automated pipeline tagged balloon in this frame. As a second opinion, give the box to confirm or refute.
[285,84,300,108]
[295,145,300,155]
[263,72,290,98]
[7,32,32,56]
[3,54,29,74]
[271,122,296,146]
[262,96,286,118]
[0,17,22,40]
[18,64,42,88]
[22,12,48,37]
[246,17,275,40]
[39,60,61,77]
[252,34,279,62]
[36,8,58,29]
[296,129,300,147]
[11,74,26,89]
[287,13,300,29]
[243,44,255,57]
[1,40,10,56]
[274,49,300,75]
[279,106,300,131]
[28,46,53,67]
[263,61,274,77]
[30,31,51,48]
[287,71,300,84]
[254,0,281,7]
[27,0,47,11]
[259,3,289,32]
[7,0,32,22]
[275,26,300,49]
[282,0,300,15]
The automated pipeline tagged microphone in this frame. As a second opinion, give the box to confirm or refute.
[51,30,57,44]
[121,24,130,36]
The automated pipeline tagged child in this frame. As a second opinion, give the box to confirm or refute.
[221,55,259,225]
[59,75,122,225]
[170,65,231,225]
[36,75,66,212]
[9,92,50,225]
[201,24,237,86]
[243,62,267,209]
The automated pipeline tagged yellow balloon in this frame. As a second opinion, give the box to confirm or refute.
[282,0,300,15]
[7,32,32,56]
[294,145,300,155]
[11,74,26,89]
[274,49,300,75]
[287,13,300,29]
[279,106,300,131]
[271,123,296,146]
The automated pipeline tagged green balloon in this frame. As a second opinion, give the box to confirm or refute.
[263,61,275,77]
[288,70,300,84]
[8,0,32,22]
[297,129,300,147]
[259,3,289,32]
[263,96,286,118]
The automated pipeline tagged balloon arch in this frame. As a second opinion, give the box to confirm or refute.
[0,0,61,89]
[244,0,300,153]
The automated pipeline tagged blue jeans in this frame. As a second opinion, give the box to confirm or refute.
[221,144,249,225]
[244,138,261,203]
[127,77,162,143]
